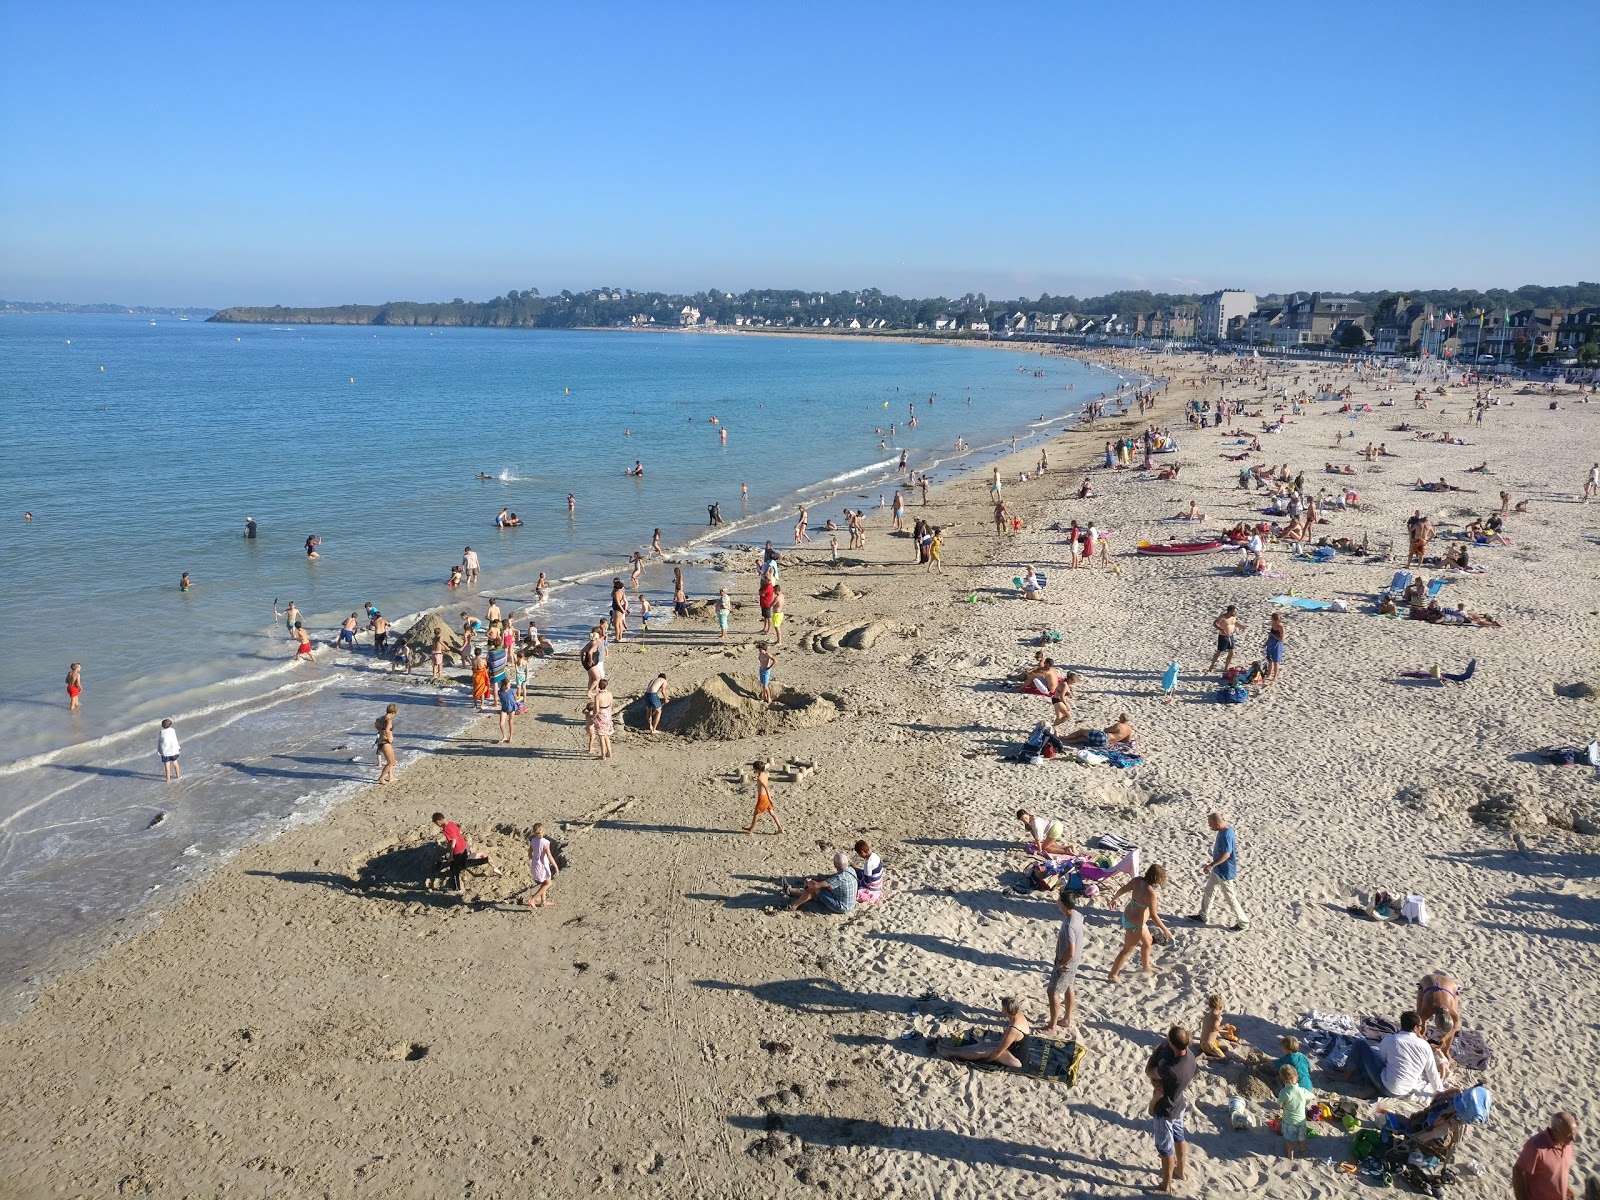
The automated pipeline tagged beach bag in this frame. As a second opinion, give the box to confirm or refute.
[1350,1129,1381,1162]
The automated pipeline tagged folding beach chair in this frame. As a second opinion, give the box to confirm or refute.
[1383,571,1412,598]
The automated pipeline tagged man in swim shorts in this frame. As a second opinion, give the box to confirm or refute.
[65,662,83,711]
[1208,605,1242,673]
[715,588,731,640]
[644,673,669,734]
[1060,714,1133,749]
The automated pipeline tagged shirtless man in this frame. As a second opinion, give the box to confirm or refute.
[1022,657,1062,697]
[369,611,390,657]
[1208,605,1242,673]
[462,546,480,584]
[1060,714,1134,749]
[1415,972,1462,1058]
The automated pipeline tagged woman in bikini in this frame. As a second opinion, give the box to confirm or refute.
[375,703,397,785]
[1415,972,1462,1056]
[937,996,1030,1069]
[1107,864,1171,983]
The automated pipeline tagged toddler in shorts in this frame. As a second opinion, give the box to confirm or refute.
[1276,1064,1312,1159]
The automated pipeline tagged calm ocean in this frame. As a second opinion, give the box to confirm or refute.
[0,316,1127,1002]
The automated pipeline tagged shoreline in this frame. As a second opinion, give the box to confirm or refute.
[6,349,1587,1196]
[0,338,1141,1021]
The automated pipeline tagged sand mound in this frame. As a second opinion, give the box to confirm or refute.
[621,673,840,740]
[679,597,741,622]
[401,613,464,663]
[807,621,916,652]
[815,583,865,601]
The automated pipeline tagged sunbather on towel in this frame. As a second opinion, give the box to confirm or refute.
[1060,714,1134,750]
[937,997,1030,1069]
[1017,809,1072,855]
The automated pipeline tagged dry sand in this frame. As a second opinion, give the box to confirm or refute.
[1,351,1596,1198]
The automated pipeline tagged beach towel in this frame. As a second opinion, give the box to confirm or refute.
[1087,832,1135,854]
[1425,578,1446,599]
[1017,1036,1085,1085]
[856,886,883,906]
[1447,1030,1491,1072]
[1100,749,1144,769]
[1359,1015,1399,1042]
[1269,595,1335,611]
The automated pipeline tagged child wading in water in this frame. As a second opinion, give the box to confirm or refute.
[525,823,558,908]
[745,761,783,834]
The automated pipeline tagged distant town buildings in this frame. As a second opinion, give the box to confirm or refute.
[1240,293,1370,348]
[1197,290,1255,341]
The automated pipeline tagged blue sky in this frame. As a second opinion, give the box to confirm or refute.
[2,2,1596,307]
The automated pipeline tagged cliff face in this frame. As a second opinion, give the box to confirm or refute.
[207,305,383,324]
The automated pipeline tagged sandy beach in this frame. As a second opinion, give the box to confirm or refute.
[2,350,1596,1199]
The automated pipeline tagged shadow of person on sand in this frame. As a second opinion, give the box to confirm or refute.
[694,977,968,1020]
[245,842,485,910]
[728,1112,1144,1187]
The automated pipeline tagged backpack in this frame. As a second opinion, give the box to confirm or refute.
[1350,1129,1381,1162]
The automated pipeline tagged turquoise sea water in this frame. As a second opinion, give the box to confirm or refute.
[0,316,1126,999]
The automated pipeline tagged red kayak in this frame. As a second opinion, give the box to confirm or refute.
[1136,540,1227,556]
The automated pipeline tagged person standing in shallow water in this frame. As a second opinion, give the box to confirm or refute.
[375,704,396,784]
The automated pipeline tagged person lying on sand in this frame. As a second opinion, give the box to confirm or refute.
[936,996,1029,1069]
[1059,714,1133,750]
[1172,500,1205,521]
[785,851,857,913]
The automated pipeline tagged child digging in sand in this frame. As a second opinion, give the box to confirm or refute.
[1198,994,1232,1060]
[1277,1064,1313,1160]
[745,761,783,834]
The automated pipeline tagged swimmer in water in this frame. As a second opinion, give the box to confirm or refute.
[24,512,34,522]
[720,427,727,444]
[567,493,576,513]
[629,461,643,477]
[651,528,664,556]
[304,534,320,559]
[476,472,493,480]
[180,572,191,591]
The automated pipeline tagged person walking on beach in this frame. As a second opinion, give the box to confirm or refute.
[373,703,397,783]
[1512,1111,1578,1200]
[1192,811,1248,930]
[993,497,1009,538]
[756,641,777,705]
[673,568,688,617]
[156,718,181,781]
[1045,887,1084,1036]
[745,760,782,834]
[795,504,811,545]
[1584,463,1599,504]
[497,677,517,744]
[715,587,731,641]
[1108,864,1172,982]
[432,812,500,894]
[65,662,83,712]
[1144,1025,1199,1195]
[525,823,558,909]
[592,678,614,760]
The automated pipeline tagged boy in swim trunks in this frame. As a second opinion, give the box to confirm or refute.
[756,642,776,704]
[644,673,669,734]
[745,761,782,834]
[66,663,82,711]
[715,588,731,640]
[770,586,785,646]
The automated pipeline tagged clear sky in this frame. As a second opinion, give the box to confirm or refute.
[2,2,1596,307]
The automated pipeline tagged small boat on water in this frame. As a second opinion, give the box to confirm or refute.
[1135,540,1227,556]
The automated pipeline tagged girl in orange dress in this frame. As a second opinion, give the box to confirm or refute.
[744,761,782,834]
